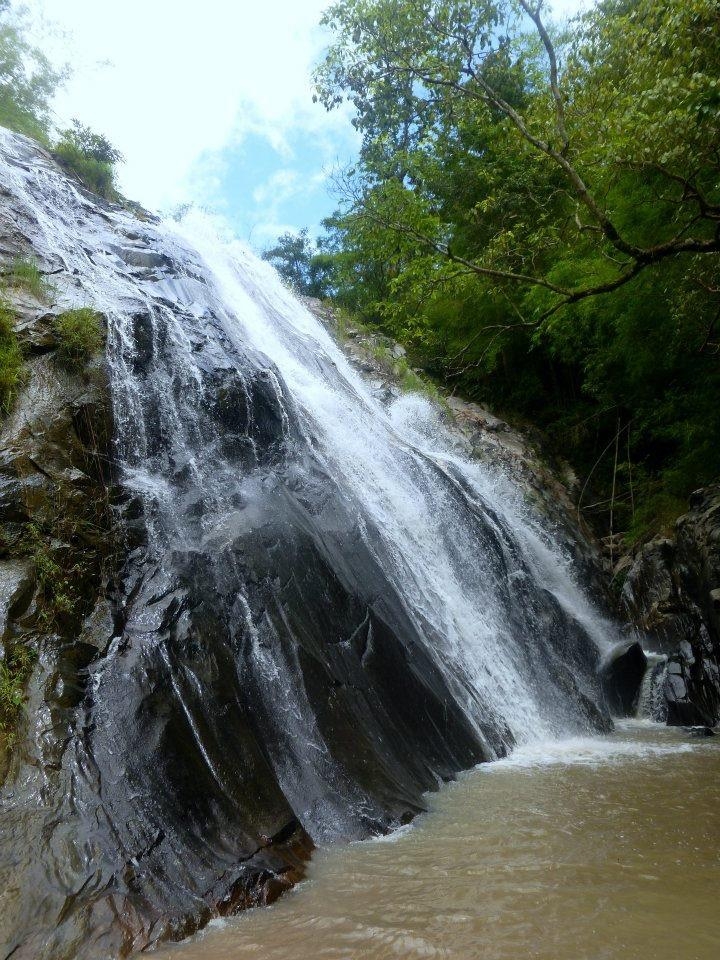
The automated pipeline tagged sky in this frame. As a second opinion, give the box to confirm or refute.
[28,0,590,252]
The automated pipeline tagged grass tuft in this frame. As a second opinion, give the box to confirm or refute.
[6,257,48,299]
[53,308,104,365]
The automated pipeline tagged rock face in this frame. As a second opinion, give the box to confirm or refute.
[0,138,318,960]
[620,486,720,725]
[599,639,648,717]
[0,243,114,781]
[0,129,617,960]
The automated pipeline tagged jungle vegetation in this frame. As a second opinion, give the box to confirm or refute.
[283,0,720,545]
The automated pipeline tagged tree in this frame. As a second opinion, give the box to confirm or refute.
[56,119,124,165]
[262,228,334,298]
[313,0,720,541]
[315,0,720,327]
[0,0,66,141]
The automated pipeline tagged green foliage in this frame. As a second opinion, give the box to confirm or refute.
[53,307,104,364]
[58,118,123,164]
[0,255,52,415]
[0,296,23,413]
[0,0,65,142]
[53,143,116,199]
[335,306,449,407]
[0,7,123,204]
[0,644,35,740]
[54,121,123,200]
[262,228,335,298]
[314,0,720,545]
[627,490,689,546]
[26,521,87,629]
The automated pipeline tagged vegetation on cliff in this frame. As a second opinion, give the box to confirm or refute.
[0,0,62,142]
[0,258,49,411]
[2,0,717,552]
[54,120,124,200]
[53,307,105,364]
[0,251,108,761]
[0,2,122,199]
[0,644,34,746]
[270,0,720,546]
[0,296,24,412]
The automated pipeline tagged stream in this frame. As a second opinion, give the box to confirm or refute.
[157,723,719,960]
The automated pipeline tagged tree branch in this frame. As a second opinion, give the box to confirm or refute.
[519,0,570,155]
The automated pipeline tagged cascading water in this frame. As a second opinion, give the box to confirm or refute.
[636,653,669,722]
[0,128,619,958]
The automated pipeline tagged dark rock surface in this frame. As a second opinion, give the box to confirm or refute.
[620,485,720,726]
[600,639,647,717]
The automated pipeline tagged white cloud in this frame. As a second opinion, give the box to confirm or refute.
[27,0,591,217]
[31,0,343,209]
[249,220,302,248]
[252,169,301,207]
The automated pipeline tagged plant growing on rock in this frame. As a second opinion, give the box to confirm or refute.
[26,521,91,630]
[5,256,48,299]
[54,120,123,200]
[53,307,105,365]
[0,295,24,412]
[0,644,35,744]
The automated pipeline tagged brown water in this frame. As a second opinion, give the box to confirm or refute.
[156,723,720,960]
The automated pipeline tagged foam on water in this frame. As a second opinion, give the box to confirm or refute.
[480,724,695,772]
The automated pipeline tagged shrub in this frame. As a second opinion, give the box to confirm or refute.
[54,142,117,199]
[53,307,104,364]
[0,645,35,742]
[53,121,123,201]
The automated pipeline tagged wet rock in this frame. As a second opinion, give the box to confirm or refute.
[302,300,608,598]
[687,726,715,737]
[8,298,59,353]
[620,484,720,726]
[0,559,34,658]
[600,639,647,716]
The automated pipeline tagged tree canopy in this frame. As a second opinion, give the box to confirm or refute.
[262,228,335,298]
[311,0,720,543]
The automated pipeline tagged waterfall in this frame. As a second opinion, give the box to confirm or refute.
[0,128,619,954]
[636,653,669,722]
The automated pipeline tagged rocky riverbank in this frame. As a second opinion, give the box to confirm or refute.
[618,486,720,726]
